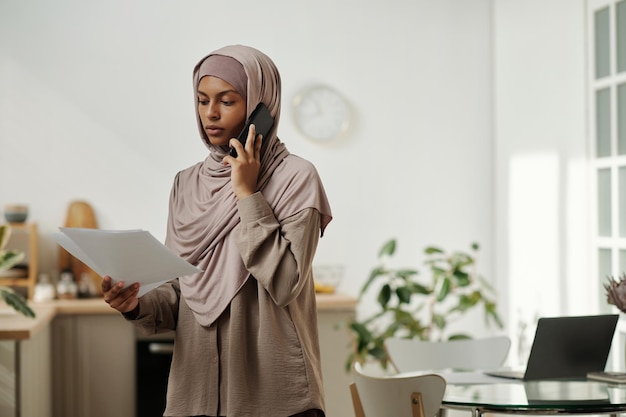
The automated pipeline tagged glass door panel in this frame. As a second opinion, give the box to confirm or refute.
[599,168,612,237]
[597,87,612,157]
[600,248,613,313]
[617,1,626,72]
[596,6,612,79]
[619,84,626,154]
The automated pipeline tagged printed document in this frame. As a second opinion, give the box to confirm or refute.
[53,227,202,296]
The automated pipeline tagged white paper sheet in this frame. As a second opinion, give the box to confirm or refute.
[53,227,202,297]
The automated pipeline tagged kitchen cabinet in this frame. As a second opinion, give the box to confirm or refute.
[0,222,38,299]
[0,326,53,417]
[51,313,135,417]
[316,294,357,417]
[0,305,55,417]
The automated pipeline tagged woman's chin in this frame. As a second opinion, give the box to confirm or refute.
[207,137,230,147]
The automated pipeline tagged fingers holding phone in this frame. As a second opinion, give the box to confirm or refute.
[226,124,262,199]
[223,102,274,199]
[231,123,261,161]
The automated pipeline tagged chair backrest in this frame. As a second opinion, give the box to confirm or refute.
[351,362,446,417]
[385,336,511,373]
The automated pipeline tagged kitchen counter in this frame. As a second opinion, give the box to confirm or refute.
[0,299,115,340]
[0,292,357,341]
[0,292,357,417]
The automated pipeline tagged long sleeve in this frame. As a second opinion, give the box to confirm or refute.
[126,278,181,336]
[233,191,320,307]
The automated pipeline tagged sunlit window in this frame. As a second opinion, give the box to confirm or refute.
[590,0,626,313]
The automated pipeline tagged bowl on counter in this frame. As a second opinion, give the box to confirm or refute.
[313,264,345,294]
[3,204,29,223]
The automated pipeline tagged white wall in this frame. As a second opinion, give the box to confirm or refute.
[0,0,495,312]
[493,0,589,363]
[2,0,596,344]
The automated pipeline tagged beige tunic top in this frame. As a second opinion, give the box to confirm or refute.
[129,193,325,417]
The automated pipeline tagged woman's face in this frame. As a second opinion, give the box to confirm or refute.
[197,76,247,147]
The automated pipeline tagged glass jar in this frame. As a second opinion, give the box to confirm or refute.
[57,271,78,299]
[33,273,55,302]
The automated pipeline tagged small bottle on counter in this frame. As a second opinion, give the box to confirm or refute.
[78,272,97,298]
[57,270,78,299]
[33,273,55,302]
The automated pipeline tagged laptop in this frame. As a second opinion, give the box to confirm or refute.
[485,314,618,380]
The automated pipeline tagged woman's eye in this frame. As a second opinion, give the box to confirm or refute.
[221,100,234,106]
[198,99,209,106]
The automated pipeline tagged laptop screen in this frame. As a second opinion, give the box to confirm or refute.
[523,314,618,380]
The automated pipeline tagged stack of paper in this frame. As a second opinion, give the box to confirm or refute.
[53,228,202,297]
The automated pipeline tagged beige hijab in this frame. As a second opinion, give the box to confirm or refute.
[164,45,332,327]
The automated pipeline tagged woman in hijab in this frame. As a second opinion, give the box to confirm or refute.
[101,45,332,417]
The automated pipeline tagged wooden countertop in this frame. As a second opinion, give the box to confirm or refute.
[0,292,357,341]
[0,299,116,340]
[315,292,358,311]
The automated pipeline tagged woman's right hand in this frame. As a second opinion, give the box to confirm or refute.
[102,275,140,313]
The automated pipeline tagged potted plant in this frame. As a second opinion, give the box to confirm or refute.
[346,239,502,371]
[605,274,626,312]
[0,224,35,317]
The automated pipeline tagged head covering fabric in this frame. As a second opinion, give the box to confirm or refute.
[197,55,248,102]
[165,45,332,327]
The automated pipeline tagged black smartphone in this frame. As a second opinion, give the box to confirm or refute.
[229,102,274,157]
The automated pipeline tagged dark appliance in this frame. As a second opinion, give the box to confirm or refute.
[136,333,174,417]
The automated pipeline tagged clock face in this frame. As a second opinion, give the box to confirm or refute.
[293,85,350,142]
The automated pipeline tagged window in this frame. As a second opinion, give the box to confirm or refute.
[589,0,626,312]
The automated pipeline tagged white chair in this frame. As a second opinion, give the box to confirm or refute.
[385,336,511,373]
[350,362,446,417]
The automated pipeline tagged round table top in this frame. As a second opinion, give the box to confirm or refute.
[444,380,626,413]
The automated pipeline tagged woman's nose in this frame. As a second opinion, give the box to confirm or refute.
[206,103,219,120]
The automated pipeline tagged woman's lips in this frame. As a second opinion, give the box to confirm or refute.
[205,126,223,136]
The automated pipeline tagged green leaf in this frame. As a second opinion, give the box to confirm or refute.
[424,246,444,254]
[437,277,451,301]
[449,298,472,314]
[431,266,447,276]
[448,333,471,340]
[433,313,446,329]
[349,321,373,343]
[471,242,480,251]
[450,291,481,313]
[393,308,416,323]
[452,270,471,286]
[369,344,388,364]
[0,250,25,272]
[377,284,391,308]
[0,287,35,318]
[396,286,412,304]
[450,253,474,268]
[484,301,504,328]
[345,353,355,372]
[378,239,396,258]
[396,269,419,280]
[407,281,431,295]
[0,225,10,252]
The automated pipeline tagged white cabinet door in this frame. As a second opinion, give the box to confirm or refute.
[318,308,356,417]
[0,326,52,417]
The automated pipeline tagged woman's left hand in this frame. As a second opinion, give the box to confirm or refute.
[223,124,262,199]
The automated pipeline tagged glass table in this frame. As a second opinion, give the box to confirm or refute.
[442,380,626,417]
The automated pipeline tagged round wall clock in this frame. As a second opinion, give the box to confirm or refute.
[292,85,350,142]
